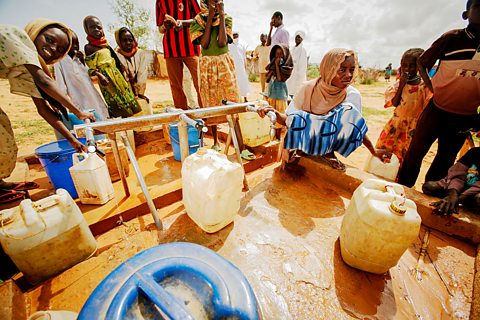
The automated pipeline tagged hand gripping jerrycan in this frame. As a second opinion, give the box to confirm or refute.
[69,153,115,205]
[0,189,97,284]
[365,154,400,181]
[340,179,421,274]
[182,148,244,233]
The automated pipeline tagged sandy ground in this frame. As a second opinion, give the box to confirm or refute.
[0,78,436,189]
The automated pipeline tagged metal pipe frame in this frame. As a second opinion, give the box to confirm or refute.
[73,101,262,137]
[120,131,163,230]
[71,101,262,231]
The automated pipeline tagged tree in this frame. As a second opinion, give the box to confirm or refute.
[108,0,152,49]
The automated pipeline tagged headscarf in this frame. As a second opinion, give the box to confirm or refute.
[190,0,233,44]
[83,16,108,47]
[115,27,138,59]
[24,18,72,118]
[301,48,358,115]
[265,44,294,81]
[294,30,306,41]
[24,18,72,77]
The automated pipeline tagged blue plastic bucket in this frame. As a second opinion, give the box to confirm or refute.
[34,138,86,198]
[78,243,259,320]
[169,123,203,161]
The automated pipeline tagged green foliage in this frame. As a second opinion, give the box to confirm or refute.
[359,68,380,85]
[12,119,53,145]
[307,64,319,79]
[108,0,152,49]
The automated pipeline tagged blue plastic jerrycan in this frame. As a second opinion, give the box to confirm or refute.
[78,242,259,320]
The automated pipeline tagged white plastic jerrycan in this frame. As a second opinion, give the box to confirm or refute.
[238,112,271,147]
[365,154,400,181]
[69,153,115,205]
[0,189,97,284]
[182,148,244,233]
[340,179,421,274]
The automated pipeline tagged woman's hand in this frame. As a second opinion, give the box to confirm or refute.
[257,105,276,118]
[68,137,87,153]
[75,111,96,122]
[371,148,390,161]
[97,73,109,86]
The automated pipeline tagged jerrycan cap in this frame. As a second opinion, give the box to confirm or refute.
[196,147,208,155]
[389,199,407,216]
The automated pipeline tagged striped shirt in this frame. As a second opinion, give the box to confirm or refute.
[156,0,201,58]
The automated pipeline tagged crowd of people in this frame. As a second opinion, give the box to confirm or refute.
[0,0,478,214]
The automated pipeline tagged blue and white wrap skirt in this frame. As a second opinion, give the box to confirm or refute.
[284,103,368,157]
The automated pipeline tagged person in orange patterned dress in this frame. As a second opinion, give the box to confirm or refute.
[376,48,432,168]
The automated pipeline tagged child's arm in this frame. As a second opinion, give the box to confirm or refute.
[32,97,86,152]
[418,57,433,93]
[216,2,227,48]
[275,56,282,82]
[417,32,450,93]
[199,2,215,49]
[24,64,93,121]
[390,70,408,107]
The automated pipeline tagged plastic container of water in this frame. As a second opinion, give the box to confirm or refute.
[340,179,421,274]
[0,189,97,284]
[238,112,271,147]
[35,138,87,199]
[78,243,259,320]
[170,123,203,161]
[182,148,244,233]
[365,154,400,181]
[96,140,130,182]
[69,153,115,205]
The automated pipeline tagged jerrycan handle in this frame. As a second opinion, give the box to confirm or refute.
[385,185,407,216]
[72,152,88,165]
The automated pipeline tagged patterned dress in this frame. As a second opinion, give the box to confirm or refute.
[375,81,432,163]
[85,48,141,118]
[0,25,44,179]
[190,15,240,124]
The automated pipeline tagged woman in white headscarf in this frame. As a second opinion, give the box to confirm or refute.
[286,30,308,97]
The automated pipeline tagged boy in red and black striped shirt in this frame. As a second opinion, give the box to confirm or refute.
[156,0,202,109]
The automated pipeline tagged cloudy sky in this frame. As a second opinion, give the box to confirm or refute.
[0,0,470,67]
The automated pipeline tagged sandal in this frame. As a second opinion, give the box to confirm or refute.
[11,181,39,191]
[0,189,26,205]
[211,145,222,152]
[240,149,256,161]
[0,181,39,191]
[308,154,346,172]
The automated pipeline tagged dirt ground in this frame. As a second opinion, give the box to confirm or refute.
[0,78,437,189]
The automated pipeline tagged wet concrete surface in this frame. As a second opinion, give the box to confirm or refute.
[21,164,476,319]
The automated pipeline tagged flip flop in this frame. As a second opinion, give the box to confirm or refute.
[211,145,222,152]
[11,181,39,191]
[0,189,26,205]
[241,149,256,161]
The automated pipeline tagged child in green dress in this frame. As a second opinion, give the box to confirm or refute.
[83,16,141,118]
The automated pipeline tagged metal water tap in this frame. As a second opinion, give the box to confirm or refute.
[84,109,96,154]
[166,107,207,133]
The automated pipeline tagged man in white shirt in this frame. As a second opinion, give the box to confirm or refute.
[253,34,270,92]
[267,11,290,48]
